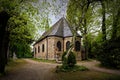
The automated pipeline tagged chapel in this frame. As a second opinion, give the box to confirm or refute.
[33,17,86,60]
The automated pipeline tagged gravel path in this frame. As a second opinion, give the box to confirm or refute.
[0,59,120,80]
[77,60,120,75]
[0,59,58,80]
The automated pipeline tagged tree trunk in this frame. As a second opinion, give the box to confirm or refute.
[83,18,88,60]
[0,11,10,74]
[111,6,120,39]
[101,0,106,41]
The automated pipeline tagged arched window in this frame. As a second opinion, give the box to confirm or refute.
[57,41,61,51]
[38,46,40,53]
[66,41,70,51]
[42,44,44,52]
[75,41,80,51]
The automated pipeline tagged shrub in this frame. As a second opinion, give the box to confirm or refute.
[55,65,88,72]
[67,51,76,67]
[62,51,76,68]
[96,38,120,69]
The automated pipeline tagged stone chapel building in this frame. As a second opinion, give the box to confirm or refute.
[33,17,86,60]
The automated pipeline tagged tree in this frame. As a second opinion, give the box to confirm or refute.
[0,11,10,74]
[0,0,37,74]
[67,0,94,59]
[0,0,63,74]
[66,0,120,69]
[8,13,35,58]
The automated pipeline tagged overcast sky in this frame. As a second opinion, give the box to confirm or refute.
[33,0,68,38]
[40,0,68,26]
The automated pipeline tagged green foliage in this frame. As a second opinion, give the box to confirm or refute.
[62,51,76,69]
[8,10,35,58]
[31,58,56,63]
[91,34,120,69]
[67,52,76,67]
[66,0,120,69]
[56,65,88,72]
[95,37,120,69]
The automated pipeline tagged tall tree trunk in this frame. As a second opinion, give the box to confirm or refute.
[83,1,90,60]
[84,18,88,59]
[0,11,10,74]
[101,0,106,41]
[111,6,120,39]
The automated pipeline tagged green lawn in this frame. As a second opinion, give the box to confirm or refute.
[56,71,120,80]
[31,58,56,63]
[0,59,26,76]
[6,59,26,72]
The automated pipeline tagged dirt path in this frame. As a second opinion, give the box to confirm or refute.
[1,59,120,80]
[77,60,120,75]
[0,59,58,80]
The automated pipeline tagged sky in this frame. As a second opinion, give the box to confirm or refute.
[34,0,68,37]
[31,0,68,46]
[40,0,68,26]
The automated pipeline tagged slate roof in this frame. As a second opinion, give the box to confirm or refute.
[35,17,82,44]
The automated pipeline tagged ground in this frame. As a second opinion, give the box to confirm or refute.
[0,59,120,80]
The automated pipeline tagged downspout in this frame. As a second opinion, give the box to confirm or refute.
[46,37,48,59]
[63,37,64,52]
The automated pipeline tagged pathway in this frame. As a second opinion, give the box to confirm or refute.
[0,59,58,80]
[0,59,120,80]
[77,60,120,75]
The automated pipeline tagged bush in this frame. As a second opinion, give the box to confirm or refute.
[95,38,120,69]
[67,51,76,67]
[62,51,76,68]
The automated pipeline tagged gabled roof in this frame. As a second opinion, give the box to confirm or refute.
[35,17,82,44]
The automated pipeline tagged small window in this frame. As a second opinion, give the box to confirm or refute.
[38,46,40,53]
[42,44,44,52]
[66,41,70,51]
[75,41,80,51]
[57,41,61,51]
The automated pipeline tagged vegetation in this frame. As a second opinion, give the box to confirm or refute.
[0,0,38,74]
[56,65,88,72]
[0,59,26,76]
[0,0,60,74]
[31,58,56,63]
[62,51,76,68]
[67,0,120,69]
[56,51,87,72]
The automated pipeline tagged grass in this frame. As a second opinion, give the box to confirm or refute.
[56,70,120,80]
[31,58,56,63]
[55,65,88,72]
[6,59,26,70]
[0,59,26,77]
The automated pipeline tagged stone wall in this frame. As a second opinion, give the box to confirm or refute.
[47,36,64,60]
[34,36,83,60]
[34,38,47,59]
